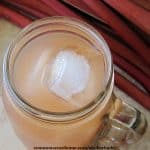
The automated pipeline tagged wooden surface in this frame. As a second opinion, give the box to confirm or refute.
[0,19,149,150]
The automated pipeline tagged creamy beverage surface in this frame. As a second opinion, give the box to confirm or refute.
[13,32,106,112]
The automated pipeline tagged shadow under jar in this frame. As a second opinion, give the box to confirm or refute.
[2,17,147,149]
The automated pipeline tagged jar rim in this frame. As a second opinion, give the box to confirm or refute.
[3,16,113,122]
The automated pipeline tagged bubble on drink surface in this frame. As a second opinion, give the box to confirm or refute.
[47,50,90,102]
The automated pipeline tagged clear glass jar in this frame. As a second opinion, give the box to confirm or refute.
[2,17,147,149]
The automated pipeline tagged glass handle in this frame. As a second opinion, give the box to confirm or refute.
[93,95,147,148]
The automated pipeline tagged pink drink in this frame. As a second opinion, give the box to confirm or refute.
[13,32,107,112]
[2,17,115,149]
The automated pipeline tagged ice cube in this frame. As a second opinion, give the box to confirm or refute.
[48,50,90,103]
